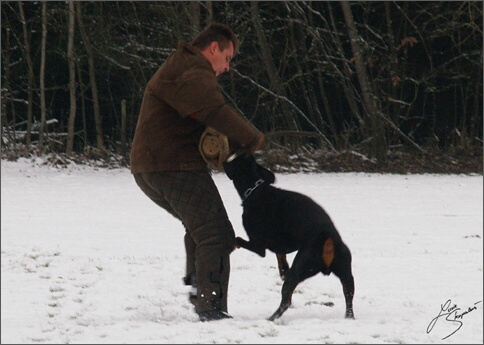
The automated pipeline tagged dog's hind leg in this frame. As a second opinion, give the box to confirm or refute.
[276,253,289,281]
[342,281,355,319]
[331,245,355,319]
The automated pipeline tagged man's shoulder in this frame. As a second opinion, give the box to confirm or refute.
[166,42,210,69]
[162,49,214,81]
[176,41,203,61]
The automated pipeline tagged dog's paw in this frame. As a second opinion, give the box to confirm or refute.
[345,309,355,319]
[235,236,244,248]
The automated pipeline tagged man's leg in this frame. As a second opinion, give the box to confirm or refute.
[136,171,235,317]
[192,220,232,313]
[184,232,197,306]
[163,171,235,315]
[134,173,197,305]
[184,232,197,280]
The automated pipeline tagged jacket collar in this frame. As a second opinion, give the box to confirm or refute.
[178,41,214,74]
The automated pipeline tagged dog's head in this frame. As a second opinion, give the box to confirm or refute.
[223,154,275,197]
[224,154,275,183]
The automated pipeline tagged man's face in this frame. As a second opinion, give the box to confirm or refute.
[210,41,234,77]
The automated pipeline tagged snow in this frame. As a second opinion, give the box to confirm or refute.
[1,157,483,344]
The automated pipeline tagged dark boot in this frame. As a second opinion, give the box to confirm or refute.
[195,255,230,314]
[184,232,197,306]
[198,310,232,322]
[183,271,197,307]
[218,255,230,312]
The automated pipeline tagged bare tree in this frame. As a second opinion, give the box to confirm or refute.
[205,1,213,23]
[75,2,104,150]
[38,1,47,152]
[66,1,76,155]
[1,11,15,148]
[325,2,366,132]
[341,1,385,161]
[18,1,34,147]
[189,1,200,36]
[250,1,301,139]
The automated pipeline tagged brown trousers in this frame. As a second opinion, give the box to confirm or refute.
[133,170,235,313]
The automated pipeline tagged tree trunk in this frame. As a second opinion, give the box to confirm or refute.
[76,61,88,147]
[288,20,323,132]
[39,1,47,152]
[66,1,76,155]
[120,99,127,157]
[1,23,15,150]
[383,2,402,144]
[250,1,301,140]
[326,2,366,131]
[341,1,386,161]
[205,1,213,23]
[297,2,342,148]
[76,2,104,150]
[189,1,200,35]
[18,1,34,147]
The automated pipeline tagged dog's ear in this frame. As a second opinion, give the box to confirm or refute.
[222,153,243,179]
[257,163,276,184]
[222,160,235,179]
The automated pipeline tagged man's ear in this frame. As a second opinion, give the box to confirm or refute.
[210,41,219,55]
[257,163,275,184]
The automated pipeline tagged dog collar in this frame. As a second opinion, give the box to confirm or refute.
[243,179,265,200]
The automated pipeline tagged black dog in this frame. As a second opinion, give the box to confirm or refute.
[223,154,354,321]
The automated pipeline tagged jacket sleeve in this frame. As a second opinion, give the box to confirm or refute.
[156,67,261,147]
[199,104,261,148]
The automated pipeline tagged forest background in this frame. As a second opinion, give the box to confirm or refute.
[1,1,482,174]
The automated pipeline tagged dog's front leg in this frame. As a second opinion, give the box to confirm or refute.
[276,253,289,281]
[267,274,298,321]
[235,236,266,257]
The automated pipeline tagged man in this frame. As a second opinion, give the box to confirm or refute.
[130,23,265,322]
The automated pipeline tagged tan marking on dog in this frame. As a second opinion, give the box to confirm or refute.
[322,237,334,268]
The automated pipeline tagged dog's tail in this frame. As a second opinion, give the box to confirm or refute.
[322,237,335,268]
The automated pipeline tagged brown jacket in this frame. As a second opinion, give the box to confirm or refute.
[130,41,261,173]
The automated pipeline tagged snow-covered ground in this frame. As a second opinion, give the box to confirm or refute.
[1,157,482,344]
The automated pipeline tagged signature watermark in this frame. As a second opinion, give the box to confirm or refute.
[427,299,482,340]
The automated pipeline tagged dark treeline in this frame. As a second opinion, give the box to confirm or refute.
[1,1,482,168]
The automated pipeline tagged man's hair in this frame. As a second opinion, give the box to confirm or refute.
[191,23,238,54]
